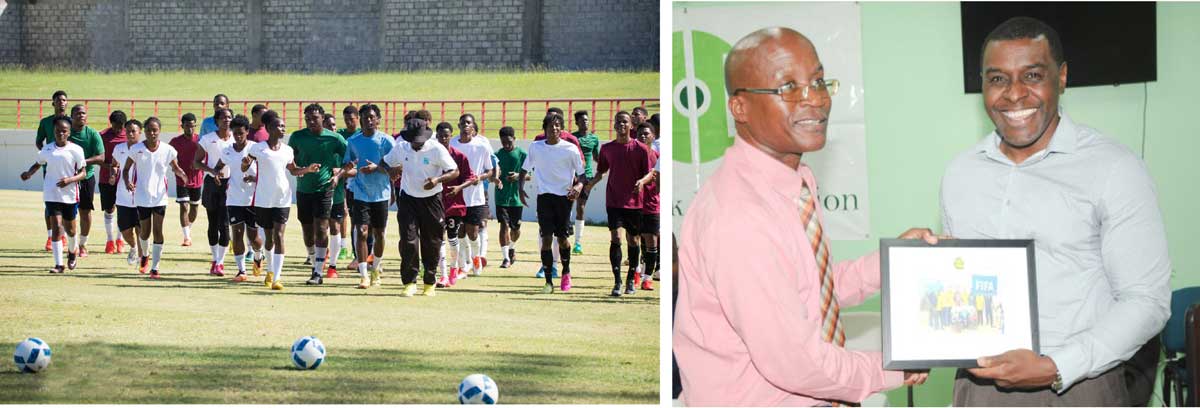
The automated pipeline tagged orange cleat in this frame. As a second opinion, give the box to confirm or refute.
[105,240,116,254]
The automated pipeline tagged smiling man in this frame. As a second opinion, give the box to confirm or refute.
[673,27,934,406]
[941,17,1170,405]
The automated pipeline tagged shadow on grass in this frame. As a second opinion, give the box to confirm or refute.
[0,341,657,404]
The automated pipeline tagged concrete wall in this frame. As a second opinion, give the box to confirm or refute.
[0,129,630,225]
[0,0,658,72]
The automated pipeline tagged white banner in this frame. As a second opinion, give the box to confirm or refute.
[672,2,871,240]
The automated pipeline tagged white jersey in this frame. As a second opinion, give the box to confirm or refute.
[198,131,234,179]
[128,142,178,208]
[111,143,137,207]
[248,141,294,209]
[382,140,456,199]
[37,142,86,204]
[220,144,257,206]
[523,139,585,196]
[449,135,495,206]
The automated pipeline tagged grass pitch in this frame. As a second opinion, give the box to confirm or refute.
[0,189,660,403]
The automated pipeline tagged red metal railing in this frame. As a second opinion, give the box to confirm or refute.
[1,97,659,140]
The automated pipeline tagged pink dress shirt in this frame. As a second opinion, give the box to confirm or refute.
[674,137,903,406]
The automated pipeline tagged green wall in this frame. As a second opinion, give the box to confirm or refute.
[833,2,1200,406]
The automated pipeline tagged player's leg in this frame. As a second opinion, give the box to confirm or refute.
[573,193,587,254]
[418,194,444,296]
[77,177,94,257]
[149,207,166,278]
[46,207,64,272]
[230,208,248,281]
[607,208,624,296]
[325,202,343,279]
[554,196,573,292]
[624,211,642,295]
[396,194,421,296]
[640,214,659,291]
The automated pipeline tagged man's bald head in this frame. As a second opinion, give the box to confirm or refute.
[724,27,817,95]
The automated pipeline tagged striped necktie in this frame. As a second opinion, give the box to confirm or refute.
[799,179,846,347]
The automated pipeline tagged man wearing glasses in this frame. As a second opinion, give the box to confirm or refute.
[674,27,934,405]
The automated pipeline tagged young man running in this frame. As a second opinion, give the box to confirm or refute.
[532,109,583,277]
[634,123,660,291]
[288,104,347,285]
[435,121,474,286]
[194,108,235,277]
[383,118,459,297]
[341,104,393,289]
[249,104,270,143]
[66,104,106,258]
[216,115,265,282]
[449,113,495,276]
[586,111,654,296]
[21,117,86,273]
[199,94,229,136]
[570,110,600,255]
[337,105,361,265]
[122,117,188,279]
[169,113,203,247]
[519,114,585,293]
[112,119,144,267]
[494,126,526,269]
[99,110,127,255]
[35,90,70,251]
[246,110,315,291]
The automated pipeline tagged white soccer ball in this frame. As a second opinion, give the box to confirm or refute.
[458,373,499,404]
[290,336,325,370]
[14,338,52,373]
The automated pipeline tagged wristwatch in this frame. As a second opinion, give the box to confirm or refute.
[1051,371,1063,392]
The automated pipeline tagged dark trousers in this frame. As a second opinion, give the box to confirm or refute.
[396,191,444,285]
[202,176,230,246]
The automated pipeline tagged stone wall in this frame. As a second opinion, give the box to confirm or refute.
[0,0,658,71]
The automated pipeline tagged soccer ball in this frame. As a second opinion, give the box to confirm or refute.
[290,336,325,370]
[13,338,52,373]
[457,373,499,404]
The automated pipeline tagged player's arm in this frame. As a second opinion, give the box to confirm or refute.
[58,165,86,188]
[194,145,216,177]
[170,159,189,182]
[122,157,136,191]
[84,150,104,166]
[19,162,42,180]
[241,154,256,173]
[288,161,320,176]
[567,150,585,200]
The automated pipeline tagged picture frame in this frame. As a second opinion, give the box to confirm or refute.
[881,239,1039,369]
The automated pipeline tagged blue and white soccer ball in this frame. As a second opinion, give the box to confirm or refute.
[458,373,499,404]
[290,336,325,370]
[13,338,52,373]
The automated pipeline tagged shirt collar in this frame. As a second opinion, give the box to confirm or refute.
[977,107,1078,164]
[725,136,814,202]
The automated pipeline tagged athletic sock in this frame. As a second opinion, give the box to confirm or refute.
[210,245,219,262]
[78,235,88,249]
[448,237,460,269]
[439,241,448,277]
[574,219,585,246]
[104,213,115,241]
[540,248,554,285]
[313,247,327,276]
[307,245,315,259]
[272,253,285,281]
[501,245,511,262]
[140,238,150,257]
[559,241,572,275]
[151,244,163,270]
[644,247,659,280]
[627,244,641,282]
[609,242,623,284]
[358,262,369,278]
[183,225,191,240]
[52,240,63,266]
[480,224,489,259]
[67,235,77,253]
[465,237,477,269]
[552,239,561,264]
[47,229,52,238]
[328,234,341,268]
[217,245,228,265]
[235,254,246,273]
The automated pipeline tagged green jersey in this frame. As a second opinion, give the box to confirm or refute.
[573,130,600,178]
[36,114,66,148]
[494,146,527,207]
[69,125,104,179]
[287,128,347,196]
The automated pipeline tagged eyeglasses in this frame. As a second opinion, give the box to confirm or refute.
[733,78,839,102]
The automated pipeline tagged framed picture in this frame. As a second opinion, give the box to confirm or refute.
[881,239,1039,369]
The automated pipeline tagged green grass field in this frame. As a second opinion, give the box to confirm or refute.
[0,68,661,138]
[0,189,660,403]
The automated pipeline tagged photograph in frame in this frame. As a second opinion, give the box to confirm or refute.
[881,239,1039,369]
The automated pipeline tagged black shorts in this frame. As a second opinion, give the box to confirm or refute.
[330,200,346,221]
[495,205,522,230]
[176,185,201,204]
[137,206,166,221]
[77,176,96,211]
[117,205,139,231]
[641,212,660,234]
[296,189,334,222]
[464,205,488,226]
[228,205,258,228]
[352,200,389,230]
[536,194,572,239]
[444,216,463,236]
[99,182,117,212]
[201,176,228,208]
[255,207,291,228]
[45,201,78,221]
[607,207,641,234]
